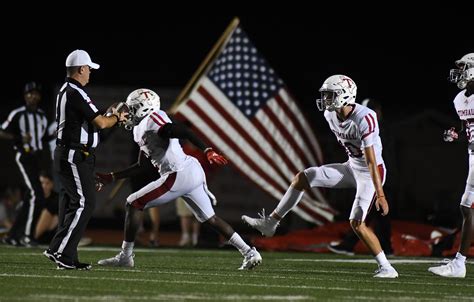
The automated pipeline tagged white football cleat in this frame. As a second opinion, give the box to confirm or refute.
[374,265,399,278]
[239,247,262,270]
[98,251,134,267]
[241,209,278,237]
[428,260,466,278]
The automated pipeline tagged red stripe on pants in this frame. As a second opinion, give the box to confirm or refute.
[131,173,177,210]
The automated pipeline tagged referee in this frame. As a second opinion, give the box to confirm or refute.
[43,49,128,270]
[0,81,48,247]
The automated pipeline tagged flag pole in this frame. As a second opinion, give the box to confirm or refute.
[169,17,240,113]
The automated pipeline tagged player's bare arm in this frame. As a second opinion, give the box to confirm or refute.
[364,145,388,215]
[92,106,128,129]
[158,123,228,165]
[95,150,148,191]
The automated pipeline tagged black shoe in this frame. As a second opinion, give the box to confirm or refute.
[327,243,355,256]
[1,236,19,246]
[19,236,38,248]
[54,254,76,269]
[43,249,57,263]
[74,262,92,270]
[149,239,160,248]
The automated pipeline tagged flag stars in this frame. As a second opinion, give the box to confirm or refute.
[208,27,284,117]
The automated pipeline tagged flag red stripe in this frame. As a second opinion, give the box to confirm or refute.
[286,89,324,162]
[252,118,300,176]
[274,93,320,165]
[297,202,330,224]
[198,86,290,184]
[262,105,312,168]
[187,100,287,193]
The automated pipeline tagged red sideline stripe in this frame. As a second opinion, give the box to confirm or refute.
[131,173,177,210]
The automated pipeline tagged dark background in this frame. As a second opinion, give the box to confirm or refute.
[1,6,473,229]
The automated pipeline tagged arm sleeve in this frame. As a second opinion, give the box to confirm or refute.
[158,123,207,151]
[1,110,19,132]
[359,113,378,148]
[70,91,100,122]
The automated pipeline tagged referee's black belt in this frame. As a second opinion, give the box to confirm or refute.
[56,141,95,155]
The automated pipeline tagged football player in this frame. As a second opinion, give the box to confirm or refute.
[429,53,474,278]
[242,75,398,278]
[96,88,262,270]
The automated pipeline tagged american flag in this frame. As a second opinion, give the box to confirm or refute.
[174,25,336,224]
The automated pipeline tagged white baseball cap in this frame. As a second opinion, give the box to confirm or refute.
[65,49,100,69]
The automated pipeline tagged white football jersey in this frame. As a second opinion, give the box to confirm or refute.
[453,90,474,152]
[133,110,189,175]
[324,103,384,170]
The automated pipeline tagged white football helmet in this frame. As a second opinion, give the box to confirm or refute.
[449,53,474,89]
[316,75,357,111]
[124,88,161,130]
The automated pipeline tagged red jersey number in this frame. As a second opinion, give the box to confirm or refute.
[339,140,363,158]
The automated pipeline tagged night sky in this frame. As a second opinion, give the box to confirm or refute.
[3,6,472,123]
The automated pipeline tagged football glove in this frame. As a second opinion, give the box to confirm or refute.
[95,172,114,192]
[443,127,459,142]
[205,148,228,165]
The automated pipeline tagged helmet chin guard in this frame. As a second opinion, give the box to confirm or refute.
[316,75,357,111]
[449,53,474,89]
[125,88,161,128]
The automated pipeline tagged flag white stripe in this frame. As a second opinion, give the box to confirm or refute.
[201,79,295,180]
[255,110,306,171]
[180,105,285,202]
[267,96,317,166]
[196,82,333,223]
[299,198,334,221]
[279,90,324,163]
[291,206,324,225]
[192,91,289,191]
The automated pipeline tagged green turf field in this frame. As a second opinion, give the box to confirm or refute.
[0,245,472,301]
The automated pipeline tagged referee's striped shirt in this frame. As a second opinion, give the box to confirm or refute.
[56,78,100,149]
[1,106,48,152]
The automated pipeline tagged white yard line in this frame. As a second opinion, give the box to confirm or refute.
[282,258,474,264]
[4,294,312,301]
[0,273,473,297]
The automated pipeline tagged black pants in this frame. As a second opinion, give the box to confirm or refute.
[8,151,45,239]
[48,146,95,263]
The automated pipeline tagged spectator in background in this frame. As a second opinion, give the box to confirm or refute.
[35,170,92,246]
[429,53,474,278]
[0,81,48,247]
[176,197,200,247]
[327,98,393,256]
[34,171,58,243]
[0,186,23,235]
